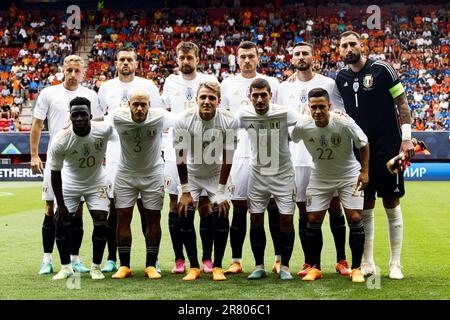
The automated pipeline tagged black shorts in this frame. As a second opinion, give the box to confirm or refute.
[364,154,405,200]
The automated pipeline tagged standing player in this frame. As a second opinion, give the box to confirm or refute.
[49,97,112,280]
[220,41,283,275]
[98,47,164,273]
[110,88,172,280]
[174,81,237,281]
[335,31,414,279]
[236,78,297,280]
[30,55,102,275]
[161,41,219,274]
[277,42,351,277]
[291,88,369,283]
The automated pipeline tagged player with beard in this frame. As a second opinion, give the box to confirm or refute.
[335,31,414,280]
[277,42,352,277]
[220,41,284,276]
[98,48,164,273]
[161,42,219,275]
[31,55,102,275]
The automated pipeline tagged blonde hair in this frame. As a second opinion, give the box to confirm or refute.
[63,55,85,67]
[197,81,220,99]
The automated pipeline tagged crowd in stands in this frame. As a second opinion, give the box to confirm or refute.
[0,2,449,131]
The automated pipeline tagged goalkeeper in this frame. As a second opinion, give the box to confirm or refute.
[334,31,415,280]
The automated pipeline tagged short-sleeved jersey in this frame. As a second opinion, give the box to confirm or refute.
[277,73,344,167]
[220,73,279,158]
[236,103,297,175]
[33,84,102,147]
[173,106,237,178]
[335,59,404,157]
[49,121,112,191]
[291,112,368,179]
[161,73,218,113]
[112,107,174,177]
[98,76,164,165]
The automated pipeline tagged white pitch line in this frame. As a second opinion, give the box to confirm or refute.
[0,192,13,197]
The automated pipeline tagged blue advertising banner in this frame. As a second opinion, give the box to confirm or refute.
[404,163,450,181]
[0,132,49,155]
[0,164,43,181]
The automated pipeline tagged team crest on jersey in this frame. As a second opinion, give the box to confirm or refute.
[94,138,104,151]
[270,120,280,129]
[147,128,156,137]
[300,90,308,103]
[83,144,90,156]
[320,135,328,148]
[352,81,359,93]
[330,134,341,147]
[363,74,373,89]
[185,87,194,101]
[121,90,128,102]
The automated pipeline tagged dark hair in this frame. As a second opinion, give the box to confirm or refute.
[293,41,313,51]
[69,96,91,112]
[176,41,199,58]
[340,31,361,41]
[249,78,271,93]
[237,41,258,55]
[114,47,137,61]
[308,88,329,101]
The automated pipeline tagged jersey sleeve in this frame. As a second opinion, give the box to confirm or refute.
[376,61,405,99]
[330,80,345,110]
[162,110,177,128]
[48,133,66,171]
[161,80,171,110]
[269,77,280,103]
[148,81,165,109]
[90,92,103,118]
[290,122,303,143]
[33,89,49,120]
[219,80,230,110]
[97,83,108,114]
[172,115,189,150]
[287,109,299,127]
[343,117,368,149]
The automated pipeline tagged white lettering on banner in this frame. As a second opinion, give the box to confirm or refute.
[0,168,43,179]
[404,167,427,178]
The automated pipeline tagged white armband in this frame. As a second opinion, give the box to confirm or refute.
[401,124,411,141]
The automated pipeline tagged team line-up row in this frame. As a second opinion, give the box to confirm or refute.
[32,34,414,283]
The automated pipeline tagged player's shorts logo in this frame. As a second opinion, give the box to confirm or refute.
[363,74,373,89]
[305,195,312,207]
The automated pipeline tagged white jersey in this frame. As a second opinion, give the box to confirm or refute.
[98,76,164,166]
[48,121,113,191]
[277,73,344,167]
[112,107,174,177]
[173,106,237,178]
[220,73,279,158]
[291,112,368,180]
[161,72,218,161]
[161,73,218,113]
[236,103,297,176]
[33,84,102,147]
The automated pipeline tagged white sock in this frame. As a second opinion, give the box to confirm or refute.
[385,205,403,265]
[280,265,290,272]
[254,264,264,271]
[43,253,52,263]
[274,255,281,262]
[91,263,100,269]
[232,258,242,263]
[70,255,80,264]
[362,208,375,264]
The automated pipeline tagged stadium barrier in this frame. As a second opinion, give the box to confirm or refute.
[0,132,449,181]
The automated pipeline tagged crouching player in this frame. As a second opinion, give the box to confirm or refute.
[174,81,237,281]
[50,97,112,280]
[290,88,369,283]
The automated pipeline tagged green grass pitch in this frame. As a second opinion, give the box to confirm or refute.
[0,181,448,300]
